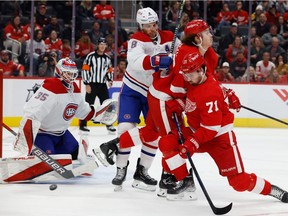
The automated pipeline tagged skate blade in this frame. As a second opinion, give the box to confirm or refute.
[108,131,116,135]
[132,180,156,192]
[92,148,109,167]
[78,130,89,136]
[157,188,168,197]
[114,185,123,192]
[166,191,197,201]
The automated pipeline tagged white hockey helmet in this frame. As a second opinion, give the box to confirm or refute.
[136,7,158,29]
[55,57,78,89]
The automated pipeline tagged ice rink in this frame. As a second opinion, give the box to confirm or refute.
[1,126,288,216]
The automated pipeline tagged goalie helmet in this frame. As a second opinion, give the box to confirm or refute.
[55,58,78,89]
[184,19,209,36]
[136,7,158,29]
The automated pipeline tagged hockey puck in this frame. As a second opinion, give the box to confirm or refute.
[49,184,57,191]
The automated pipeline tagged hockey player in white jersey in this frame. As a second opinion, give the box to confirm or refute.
[111,7,180,191]
[0,58,118,183]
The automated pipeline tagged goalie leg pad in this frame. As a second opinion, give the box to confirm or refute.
[0,155,72,183]
[13,118,41,155]
[77,134,90,164]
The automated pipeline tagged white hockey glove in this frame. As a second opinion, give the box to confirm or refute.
[91,99,118,126]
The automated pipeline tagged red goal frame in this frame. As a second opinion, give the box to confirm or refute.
[0,72,3,157]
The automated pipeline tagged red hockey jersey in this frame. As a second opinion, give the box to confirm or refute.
[185,75,234,144]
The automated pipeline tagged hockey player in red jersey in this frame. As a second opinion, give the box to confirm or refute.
[159,52,288,202]
[100,7,180,192]
[3,58,118,183]
[94,19,240,195]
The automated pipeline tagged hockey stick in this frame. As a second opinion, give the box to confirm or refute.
[2,122,91,179]
[172,113,232,215]
[170,0,185,56]
[241,105,288,126]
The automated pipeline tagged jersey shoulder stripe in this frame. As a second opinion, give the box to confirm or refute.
[43,78,81,94]
[131,31,152,42]
[158,30,174,43]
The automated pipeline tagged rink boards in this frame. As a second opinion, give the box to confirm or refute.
[2,78,288,128]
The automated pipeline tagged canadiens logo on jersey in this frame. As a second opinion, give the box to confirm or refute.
[185,98,197,113]
[63,103,78,121]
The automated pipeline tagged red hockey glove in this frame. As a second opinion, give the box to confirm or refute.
[165,98,185,114]
[179,136,199,159]
[226,89,241,112]
[151,53,172,70]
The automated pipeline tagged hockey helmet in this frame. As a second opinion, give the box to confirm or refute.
[55,58,78,89]
[184,19,209,36]
[136,7,158,29]
[180,52,205,75]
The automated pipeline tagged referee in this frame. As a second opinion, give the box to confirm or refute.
[80,37,116,133]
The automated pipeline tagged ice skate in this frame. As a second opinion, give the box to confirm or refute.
[157,171,177,197]
[269,185,288,203]
[79,126,90,133]
[92,137,119,166]
[107,125,116,134]
[112,161,129,191]
[132,158,158,192]
[166,169,197,201]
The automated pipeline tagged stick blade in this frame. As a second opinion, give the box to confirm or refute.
[213,202,233,215]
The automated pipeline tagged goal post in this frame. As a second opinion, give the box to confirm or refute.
[0,71,3,157]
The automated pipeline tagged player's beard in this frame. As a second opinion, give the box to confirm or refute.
[142,29,158,40]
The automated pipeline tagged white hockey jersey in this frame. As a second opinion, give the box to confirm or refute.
[123,30,180,97]
[23,78,93,133]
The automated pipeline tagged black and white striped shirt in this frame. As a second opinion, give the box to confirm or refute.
[81,51,113,84]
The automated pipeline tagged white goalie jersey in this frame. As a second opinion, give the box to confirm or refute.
[23,77,93,133]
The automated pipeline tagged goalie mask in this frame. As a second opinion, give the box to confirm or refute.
[55,58,78,89]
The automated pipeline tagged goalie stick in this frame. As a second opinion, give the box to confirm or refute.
[2,122,95,179]
[172,113,232,215]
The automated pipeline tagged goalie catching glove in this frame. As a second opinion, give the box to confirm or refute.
[91,99,118,125]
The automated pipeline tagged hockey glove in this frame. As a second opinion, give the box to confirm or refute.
[150,54,172,70]
[226,89,241,112]
[166,98,185,114]
[179,136,199,159]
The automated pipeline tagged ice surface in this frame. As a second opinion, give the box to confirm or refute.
[1,126,288,216]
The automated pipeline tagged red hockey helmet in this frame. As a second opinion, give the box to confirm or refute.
[184,19,209,36]
[180,52,205,74]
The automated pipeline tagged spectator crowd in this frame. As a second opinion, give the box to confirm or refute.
[0,0,288,84]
